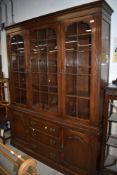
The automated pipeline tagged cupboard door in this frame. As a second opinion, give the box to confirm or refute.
[63,17,95,121]
[30,25,61,115]
[63,129,95,175]
[8,32,27,105]
[11,112,29,141]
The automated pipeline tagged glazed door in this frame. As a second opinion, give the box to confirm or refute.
[8,31,28,106]
[62,16,96,123]
[30,24,61,116]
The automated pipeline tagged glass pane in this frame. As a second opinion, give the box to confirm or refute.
[10,34,27,105]
[11,35,24,53]
[38,29,46,41]
[66,75,76,95]
[65,97,89,118]
[39,85,48,93]
[77,51,91,71]
[31,41,39,54]
[48,53,57,73]
[39,43,47,54]
[14,88,20,103]
[78,21,91,34]
[13,72,19,87]
[48,94,58,112]
[65,37,77,51]
[19,55,25,72]
[19,73,26,89]
[32,90,39,106]
[65,97,77,117]
[39,73,48,86]
[77,98,89,119]
[65,52,77,74]
[48,86,57,93]
[65,20,92,119]
[12,55,18,71]
[48,39,57,52]
[40,93,48,109]
[48,28,56,39]
[66,23,77,36]
[32,73,39,91]
[39,53,47,72]
[48,74,57,87]
[78,35,91,52]
[77,66,91,75]
[31,56,39,72]
[30,30,38,41]
[77,76,90,97]
[20,90,26,104]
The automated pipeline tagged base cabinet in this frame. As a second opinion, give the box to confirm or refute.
[10,109,100,175]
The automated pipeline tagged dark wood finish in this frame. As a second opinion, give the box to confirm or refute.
[6,1,113,175]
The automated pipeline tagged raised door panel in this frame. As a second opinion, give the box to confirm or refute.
[63,129,96,175]
[11,111,29,141]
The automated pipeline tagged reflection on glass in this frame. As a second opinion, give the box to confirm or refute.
[65,20,92,119]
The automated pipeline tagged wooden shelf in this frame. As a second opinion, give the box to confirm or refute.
[105,154,117,167]
[65,49,91,53]
[109,113,117,123]
[66,33,91,38]
[65,73,91,76]
[104,155,117,173]
[106,136,117,148]
[65,94,90,100]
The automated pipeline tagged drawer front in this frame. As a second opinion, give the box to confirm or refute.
[31,141,60,162]
[29,128,60,149]
[29,118,60,138]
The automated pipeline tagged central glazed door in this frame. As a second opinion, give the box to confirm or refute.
[29,24,62,117]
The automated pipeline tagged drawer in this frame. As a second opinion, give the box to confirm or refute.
[29,128,60,149]
[31,141,60,162]
[29,118,60,138]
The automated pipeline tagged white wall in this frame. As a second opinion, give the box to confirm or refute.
[13,0,97,23]
[109,10,117,82]
[1,0,117,80]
